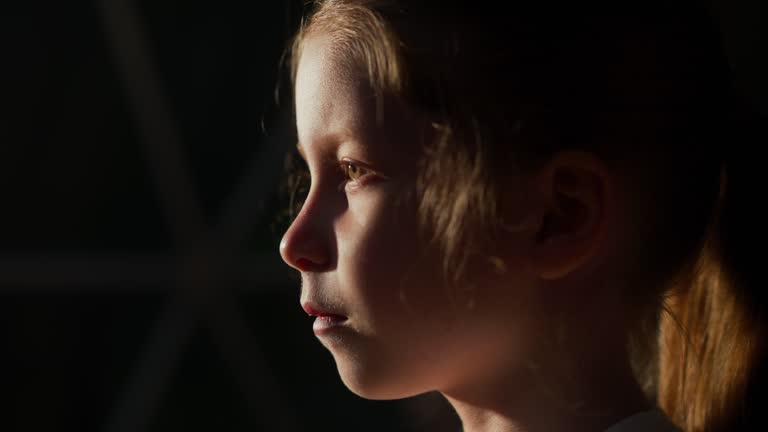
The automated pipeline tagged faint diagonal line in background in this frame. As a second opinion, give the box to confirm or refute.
[104,299,199,432]
[0,254,290,290]
[98,1,299,431]
[97,0,205,247]
[99,0,207,430]
[210,119,293,251]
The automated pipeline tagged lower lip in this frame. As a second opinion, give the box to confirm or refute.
[312,315,348,335]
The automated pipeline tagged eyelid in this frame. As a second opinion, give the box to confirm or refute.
[296,141,387,190]
[338,158,386,189]
[340,158,383,176]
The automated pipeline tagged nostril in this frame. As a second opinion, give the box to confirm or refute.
[280,234,325,271]
[295,257,327,272]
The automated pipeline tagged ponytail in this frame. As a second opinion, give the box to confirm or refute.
[658,94,767,431]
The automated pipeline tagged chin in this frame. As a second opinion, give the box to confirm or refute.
[334,357,429,401]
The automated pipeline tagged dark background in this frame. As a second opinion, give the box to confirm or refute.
[2,1,766,431]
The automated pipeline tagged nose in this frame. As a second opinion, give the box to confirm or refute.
[279,199,333,273]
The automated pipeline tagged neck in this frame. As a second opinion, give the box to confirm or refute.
[441,336,651,432]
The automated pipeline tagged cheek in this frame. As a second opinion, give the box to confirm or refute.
[329,193,540,398]
[338,190,456,335]
[339,192,415,297]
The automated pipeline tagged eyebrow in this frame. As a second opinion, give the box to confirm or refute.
[296,128,359,159]
[295,139,342,168]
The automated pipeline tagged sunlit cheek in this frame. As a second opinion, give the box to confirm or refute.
[341,200,412,283]
[338,190,404,259]
[343,188,383,224]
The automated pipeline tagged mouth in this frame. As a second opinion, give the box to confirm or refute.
[302,302,348,335]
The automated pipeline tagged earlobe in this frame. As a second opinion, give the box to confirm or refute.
[525,152,610,280]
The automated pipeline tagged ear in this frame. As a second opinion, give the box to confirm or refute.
[524,151,612,280]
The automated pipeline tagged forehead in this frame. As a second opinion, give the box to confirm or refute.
[294,36,373,148]
[294,35,426,164]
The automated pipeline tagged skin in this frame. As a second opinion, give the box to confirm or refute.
[280,35,651,432]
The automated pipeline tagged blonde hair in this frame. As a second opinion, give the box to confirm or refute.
[287,1,766,429]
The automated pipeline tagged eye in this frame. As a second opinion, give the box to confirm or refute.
[341,161,370,183]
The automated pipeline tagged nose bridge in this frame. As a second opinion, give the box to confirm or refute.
[280,179,341,271]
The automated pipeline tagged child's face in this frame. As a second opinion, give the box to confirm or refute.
[281,35,534,399]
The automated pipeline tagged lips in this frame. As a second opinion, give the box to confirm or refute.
[302,302,348,335]
[302,302,347,320]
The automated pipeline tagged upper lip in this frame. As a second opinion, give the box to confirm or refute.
[301,301,347,318]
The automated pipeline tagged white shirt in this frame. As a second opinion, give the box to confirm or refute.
[604,410,681,432]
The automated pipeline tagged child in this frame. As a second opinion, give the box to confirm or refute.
[279,1,765,431]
